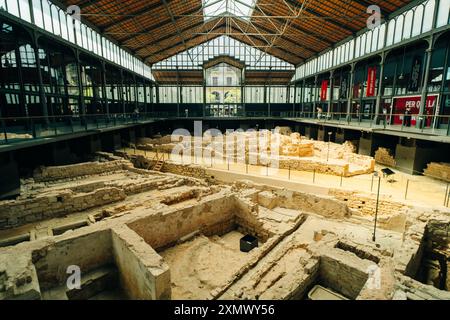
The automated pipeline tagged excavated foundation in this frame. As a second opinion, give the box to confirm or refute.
[0,153,449,301]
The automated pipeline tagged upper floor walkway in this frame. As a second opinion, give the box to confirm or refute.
[1,111,449,152]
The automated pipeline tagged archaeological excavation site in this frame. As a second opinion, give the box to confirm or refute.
[0,126,449,302]
[2,0,450,310]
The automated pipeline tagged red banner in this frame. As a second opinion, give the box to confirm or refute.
[366,66,377,97]
[392,95,438,125]
[320,80,328,101]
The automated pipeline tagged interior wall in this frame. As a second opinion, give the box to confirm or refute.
[32,229,113,289]
[126,196,236,250]
[111,226,171,300]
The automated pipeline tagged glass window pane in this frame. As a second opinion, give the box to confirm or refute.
[412,6,424,36]
[18,0,31,22]
[60,10,68,40]
[51,5,61,36]
[74,19,82,46]
[423,0,435,32]
[32,0,44,28]
[394,15,403,43]
[371,29,378,52]
[366,31,372,54]
[436,0,450,27]
[42,0,53,32]
[355,37,361,58]
[6,0,19,17]
[386,20,395,46]
[349,40,354,60]
[360,34,366,56]
[378,24,386,50]
[67,15,75,43]
[403,11,413,40]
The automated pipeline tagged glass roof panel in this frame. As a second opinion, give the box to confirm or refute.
[152,35,294,71]
[203,0,256,21]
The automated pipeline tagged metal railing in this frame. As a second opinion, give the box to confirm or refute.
[285,111,450,136]
[125,148,450,208]
[1,111,450,146]
[0,113,166,145]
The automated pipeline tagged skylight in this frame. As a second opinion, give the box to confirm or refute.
[152,36,294,71]
[203,0,256,21]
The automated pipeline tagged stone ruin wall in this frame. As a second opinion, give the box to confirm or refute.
[136,132,375,177]
[126,195,236,251]
[318,248,375,299]
[0,187,126,230]
[277,158,349,176]
[0,158,210,230]
[1,167,450,300]
[375,148,397,167]
[1,152,449,300]
[130,155,210,180]
[32,229,114,290]
[329,189,408,232]
[1,223,171,300]
[33,160,131,182]
[424,162,450,182]
[126,193,275,251]
[270,189,351,220]
[234,195,273,242]
[111,225,171,300]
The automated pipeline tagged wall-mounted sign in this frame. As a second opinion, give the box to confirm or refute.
[320,80,328,101]
[366,66,377,97]
[392,94,438,125]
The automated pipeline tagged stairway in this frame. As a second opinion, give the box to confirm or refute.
[153,160,164,172]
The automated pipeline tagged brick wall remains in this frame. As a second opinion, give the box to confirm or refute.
[375,148,396,167]
[329,189,407,232]
[33,160,131,182]
[424,163,450,182]
[0,187,126,229]
[131,155,209,179]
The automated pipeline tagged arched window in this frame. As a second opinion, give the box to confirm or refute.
[412,5,424,37]
[423,0,435,32]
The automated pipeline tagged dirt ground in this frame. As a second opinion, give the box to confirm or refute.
[160,231,260,300]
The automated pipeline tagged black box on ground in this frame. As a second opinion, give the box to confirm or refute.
[240,235,258,253]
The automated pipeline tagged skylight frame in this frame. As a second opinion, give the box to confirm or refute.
[202,0,257,22]
[152,35,295,71]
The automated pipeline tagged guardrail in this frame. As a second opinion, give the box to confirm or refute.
[1,111,450,146]
[0,113,166,145]
[287,112,450,136]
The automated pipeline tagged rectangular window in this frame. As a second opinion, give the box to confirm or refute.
[32,0,44,28]
[18,0,32,22]
[436,0,450,27]
[6,0,20,17]
[42,0,53,32]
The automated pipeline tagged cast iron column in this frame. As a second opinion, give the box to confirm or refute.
[417,39,434,128]
[328,70,334,118]
[347,63,355,122]
[32,33,49,123]
[374,52,386,125]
